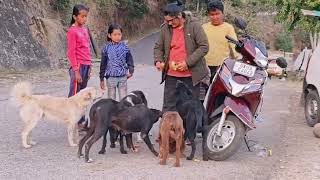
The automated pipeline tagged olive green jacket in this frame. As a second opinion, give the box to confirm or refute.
[154,17,209,85]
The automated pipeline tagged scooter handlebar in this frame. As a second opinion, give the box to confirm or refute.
[225,35,237,43]
[225,35,242,48]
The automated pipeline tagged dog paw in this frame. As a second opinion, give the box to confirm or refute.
[120,150,127,154]
[203,156,209,161]
[23,144,32,149]
[70,143,78,147]
[186,156,193,160]
[98,150,106,154]
[77,153,84,158]
[133,144,140,148]
[110,144,116,148]
[154,152,159,157]
[86,158,93,163]
[173,163,181,167]
[131,148,139,153]
[29,141,37,145]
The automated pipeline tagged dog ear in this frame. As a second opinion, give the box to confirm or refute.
[150,109,162,123]
[157,110,163,118]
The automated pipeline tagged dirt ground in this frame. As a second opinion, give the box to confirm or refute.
[0,64,319,180]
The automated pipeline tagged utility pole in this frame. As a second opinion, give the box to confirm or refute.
[197,0,200,13]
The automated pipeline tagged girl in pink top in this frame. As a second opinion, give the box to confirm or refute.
[66,4,92,127]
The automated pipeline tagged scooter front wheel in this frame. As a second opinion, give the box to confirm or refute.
[204,115,245,161]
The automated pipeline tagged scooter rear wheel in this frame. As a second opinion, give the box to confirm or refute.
[204,115,245,161]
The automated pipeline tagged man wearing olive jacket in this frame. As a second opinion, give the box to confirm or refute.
[154,2,209,112]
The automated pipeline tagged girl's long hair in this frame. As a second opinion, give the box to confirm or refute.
[70,4,89,26]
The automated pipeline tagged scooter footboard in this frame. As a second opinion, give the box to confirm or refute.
[224,96,256,129]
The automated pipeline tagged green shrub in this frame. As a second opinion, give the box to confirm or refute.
[117,0,149,19]
[51,0,70,11]
[275,31,293,52]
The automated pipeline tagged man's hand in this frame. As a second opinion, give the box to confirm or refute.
[155,61,165,71]
[75,70,83,83]
[169,61,178,71]
[177,61,188,71]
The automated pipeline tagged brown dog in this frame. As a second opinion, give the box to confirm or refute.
[158,111,185,167]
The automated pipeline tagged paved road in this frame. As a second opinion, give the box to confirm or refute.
[0,33,318,180]
[129,32,159,65]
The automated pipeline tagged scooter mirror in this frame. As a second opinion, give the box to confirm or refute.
[234,17,247,30]
[276,57,288,68]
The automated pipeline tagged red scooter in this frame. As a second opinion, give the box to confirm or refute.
[203,17,287,161]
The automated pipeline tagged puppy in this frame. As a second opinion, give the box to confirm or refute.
[78,101,162,163]
[175,81,209,161]
[11,82,103,148]
[158,111,185,167]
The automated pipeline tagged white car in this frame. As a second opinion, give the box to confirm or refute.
[303,44,320,126]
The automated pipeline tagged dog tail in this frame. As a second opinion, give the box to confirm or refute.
[201,109,209,133]
[11,82,33,107]
[185,110,203,134]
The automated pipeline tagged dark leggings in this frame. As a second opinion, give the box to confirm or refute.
[68,64,90,124]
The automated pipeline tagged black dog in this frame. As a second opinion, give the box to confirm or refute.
[111,104,162,156]
[120,90,148,107]
[175,81,209,161]
[78,99,118,162]
[83,90,148,157]
[108,90,148,149]
[77,100,162,163]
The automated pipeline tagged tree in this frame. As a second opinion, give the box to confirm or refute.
[275,31,293,51]
[268,0,320,50]
[269,0,320,32]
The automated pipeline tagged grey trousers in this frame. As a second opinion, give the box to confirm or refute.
[106,76,127,101]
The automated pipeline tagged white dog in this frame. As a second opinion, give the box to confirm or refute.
[11,82,103,148]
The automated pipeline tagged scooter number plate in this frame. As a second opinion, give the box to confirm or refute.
[233,62,256,77]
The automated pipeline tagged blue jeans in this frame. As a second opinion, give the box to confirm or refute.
[106,76,127,101]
